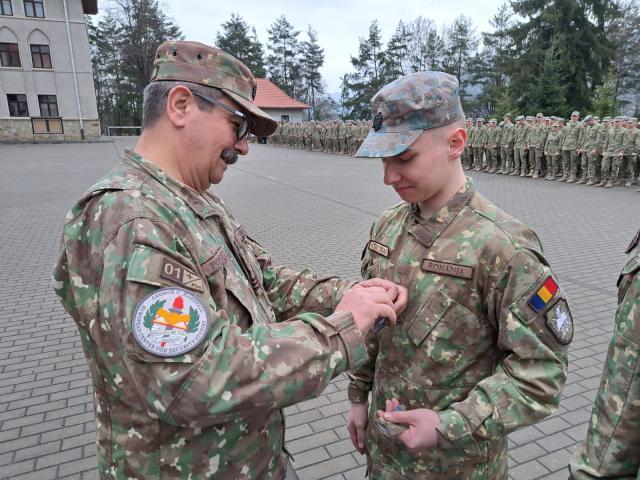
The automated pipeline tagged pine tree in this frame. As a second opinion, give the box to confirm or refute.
[405,17,443,72]
[593,68,618,118]
[532,40,569,115]
[300,26,325,119]
[383,21,411,81]
[266,15,301,98]
[215,13,266,76]
[441,15,479,103]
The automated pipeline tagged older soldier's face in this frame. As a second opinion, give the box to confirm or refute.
[382,128,457,204]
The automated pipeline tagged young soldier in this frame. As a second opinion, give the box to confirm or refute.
[347,71,571,479]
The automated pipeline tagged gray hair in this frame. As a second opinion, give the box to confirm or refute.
[142,81,223,128]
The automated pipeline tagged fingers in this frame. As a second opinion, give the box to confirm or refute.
[392,285,408,314]
[376,305,397,326]
[356,426,366,454]
[379,409,413,426]
[347,421,359,451]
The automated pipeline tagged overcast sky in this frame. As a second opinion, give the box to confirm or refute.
[161,0,502,93]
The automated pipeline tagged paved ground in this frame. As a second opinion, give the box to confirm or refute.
[0,138,637,480]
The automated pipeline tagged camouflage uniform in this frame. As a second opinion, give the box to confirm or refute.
[53,41,369,480]
[471,120,486,171]
[352,71,571,480]
[464,120,475,170]
[544,124,562,179]
[569,228,640,479]
[500,116,515,174]
[485,120,500,172]
[622,120,638,186]
[599,119,625,188]
[513,117,528,176]
[561,115,582,182]
[528,115,545,178]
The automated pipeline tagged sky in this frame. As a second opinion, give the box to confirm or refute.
[161,0,502,93]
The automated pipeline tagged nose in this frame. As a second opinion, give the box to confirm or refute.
[234,136,249,155]
[383,160,401,185]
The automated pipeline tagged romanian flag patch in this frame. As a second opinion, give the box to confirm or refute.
[529,276,558,312]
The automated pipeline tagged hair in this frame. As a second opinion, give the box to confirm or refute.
[433,115,466,142]
[142,80,224,129]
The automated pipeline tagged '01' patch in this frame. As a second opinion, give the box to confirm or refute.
[132,287,209,357]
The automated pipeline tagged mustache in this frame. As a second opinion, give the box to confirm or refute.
[221,148,238,165]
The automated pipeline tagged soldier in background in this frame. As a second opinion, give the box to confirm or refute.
[53,40,407,480]
[513,115,528,176]
[544,122,563,180]
[599,117,625,188]
[463,117,474,169]
[576,115,594,184]
[622,118,638,186]
[348,71,570,480]
[472,117,486,171]
[569,227,640,479]
[561,111,581,182]
[500,113,515,174]
[485,118,500,172]
[529,113,545,178]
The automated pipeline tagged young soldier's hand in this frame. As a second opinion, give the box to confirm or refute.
[377,399,441,451]
[347,402,369,454]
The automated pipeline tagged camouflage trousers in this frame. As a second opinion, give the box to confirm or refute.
[462,147,473,169]
[546,154,561,178]
[500,146,513,173]
[562,150,578,179]
[516,148,530,175]
[587,152,602,181]
[486,148,499,171]
[529,147,543,176]
[600,154,618,182]
[622,154,638,183]
[472,148,484,169]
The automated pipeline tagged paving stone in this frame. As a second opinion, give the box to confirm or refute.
[509,460,550,480]
[291,446,330,469]
[296,453,358,480]
[0,458,35,478]
[285,424,314,442]
[288,430,340,455]
[510,442,548,464]
[58,456,98,476]
[36,447,83,469]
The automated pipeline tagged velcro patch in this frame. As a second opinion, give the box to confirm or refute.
[132,287,209,357]
[529,276,559,312]
[160,258,204,293]
[545,298,573,345]
[421,259,473,280]
[202,248,230,276]
[368,241,390,258]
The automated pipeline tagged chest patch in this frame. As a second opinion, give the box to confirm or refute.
[160,258,204,293]
[421,259,473,280]
[545,299,573,345]
[368,240,390,258]
[132,287,209,357]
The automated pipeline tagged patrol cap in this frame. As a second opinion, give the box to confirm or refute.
[503,112,512,118]
[536,112,543,117]
[552,122,559,127]
[355,71,464,158]
[477,117,485,122]
[516,115,524,121]
[584,115,593,122]
[150,40,277,136]
[571,111,580,116]
[526,116,534,120]
[603,116,611,121]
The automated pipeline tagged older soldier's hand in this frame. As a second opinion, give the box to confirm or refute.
[347,402,369,454]
[356,278,408,315]
[336,286,397,334]
[377,399,441,451]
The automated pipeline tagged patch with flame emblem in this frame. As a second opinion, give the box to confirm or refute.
[132,287,209,357]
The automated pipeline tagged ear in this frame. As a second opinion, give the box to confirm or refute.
[448,127,467,160]
[166,85,193,128]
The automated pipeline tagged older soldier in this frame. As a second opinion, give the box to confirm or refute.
[347,71,571,479]
[52,41,407,480]
[569,228,640,479]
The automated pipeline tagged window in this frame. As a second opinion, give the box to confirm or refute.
[0,42,21,67]
[0,0,13,15]
[38,95,58,117]
[30,44,51,69]
[7,94,28,117]
[280,115,290,122]
[23,0,43,17]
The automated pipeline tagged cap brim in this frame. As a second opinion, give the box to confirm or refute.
[355,130,422,158]
[224,90,278,136]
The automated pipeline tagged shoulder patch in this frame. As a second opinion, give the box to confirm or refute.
[545,298,573,345]
[368,240,390,258]
[132,287,209,357]
[529,276,559,312]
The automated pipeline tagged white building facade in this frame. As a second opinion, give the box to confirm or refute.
[0,0,100,141]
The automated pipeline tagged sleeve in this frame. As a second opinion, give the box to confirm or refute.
[568,255,640,480]
[435,249,570,455]
[246,237,356,320]
[347,227,381,404]
[99,217,367,428]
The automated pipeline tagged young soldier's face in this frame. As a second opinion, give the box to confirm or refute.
[382,128,460,204]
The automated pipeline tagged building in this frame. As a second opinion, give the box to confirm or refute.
[254,78,310,123]
[0,0,100,142]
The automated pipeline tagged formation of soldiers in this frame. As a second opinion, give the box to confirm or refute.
[464,112,640,189]
[267,119,373,156]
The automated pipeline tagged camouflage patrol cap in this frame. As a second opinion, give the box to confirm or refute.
[516,115,524,121]
[603,117,611,121]
[150,40,277,136]
[552,122,559,127]
[571,111,580,116]
[503,112,512,118]
[536,112,543,117]
[355,71,464,158]
[477,117,485,122]
[584,115,593,122]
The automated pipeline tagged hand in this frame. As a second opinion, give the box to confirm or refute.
[336,286,397,334]
[356,279,408,315]
[347,402,369,454]
[377,399,441,451]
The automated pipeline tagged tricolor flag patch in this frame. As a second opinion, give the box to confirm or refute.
[529,276,558,312]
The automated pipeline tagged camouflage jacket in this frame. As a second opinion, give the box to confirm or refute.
[562,121,582,150]
[581,125,600,152]
[485,127,500,148]
[545,131,562,156]
[53,150,367,480]
[471,126,487,148]
[569,229,640,480]
[515,124,529,149]
[527,123,545,148]
[623,129,638,155]
[465,126,476,147]
[501,123,515,147]
[603,127,626,156]
[595,126,609,153]
[348,178,570,479]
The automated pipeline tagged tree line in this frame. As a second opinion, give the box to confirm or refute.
[87,0,640,130]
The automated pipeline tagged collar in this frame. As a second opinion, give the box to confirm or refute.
[408,177,475,249]
[122,150,223,219]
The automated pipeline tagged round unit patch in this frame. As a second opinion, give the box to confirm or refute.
[132,287,209,357]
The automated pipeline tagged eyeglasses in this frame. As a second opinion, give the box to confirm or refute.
[191,91,250,140]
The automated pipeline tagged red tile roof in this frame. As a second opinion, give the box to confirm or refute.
[254,78,310,109]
